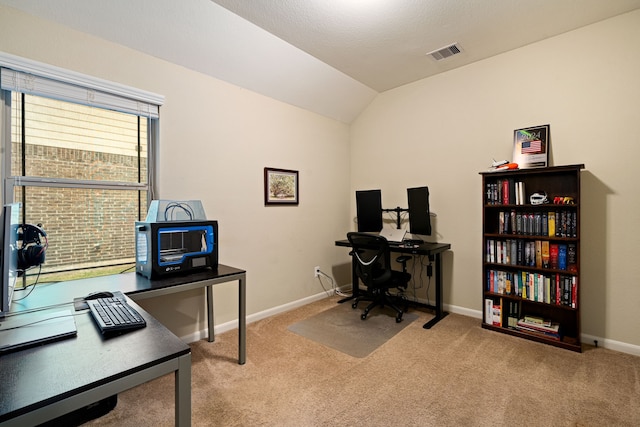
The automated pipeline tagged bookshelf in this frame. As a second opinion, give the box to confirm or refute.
[480,164,584,352]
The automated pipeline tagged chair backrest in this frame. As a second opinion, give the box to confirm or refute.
[346,232,392,288]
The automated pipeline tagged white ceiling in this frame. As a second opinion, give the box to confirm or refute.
[213,0,640,92]
[2,0,640,123]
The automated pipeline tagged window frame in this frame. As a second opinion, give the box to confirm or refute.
[0,52,163,280]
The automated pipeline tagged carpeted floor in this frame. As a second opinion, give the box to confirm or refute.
[85,296,640,426]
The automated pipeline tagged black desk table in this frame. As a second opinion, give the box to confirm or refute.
[13,265,247,365]
[335,239,451,329]
[0,299,191,426]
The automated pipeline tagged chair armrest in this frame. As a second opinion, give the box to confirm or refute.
[396,255,411,264]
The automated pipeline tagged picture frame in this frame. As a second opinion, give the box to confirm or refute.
[264,167,299,205]
[512,124,550,169]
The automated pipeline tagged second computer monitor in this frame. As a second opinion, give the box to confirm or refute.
[355,189,383,232]
[407,186,432,236]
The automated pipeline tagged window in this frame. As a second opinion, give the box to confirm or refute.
[1,54,163,285]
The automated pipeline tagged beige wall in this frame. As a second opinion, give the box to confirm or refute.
[0,5,352,339]
[2,5,639,352]
[351,10,640,350]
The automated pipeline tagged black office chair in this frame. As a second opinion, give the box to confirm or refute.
[347,232,411,323]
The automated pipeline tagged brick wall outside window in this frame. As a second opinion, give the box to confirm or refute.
[13,143,147,272]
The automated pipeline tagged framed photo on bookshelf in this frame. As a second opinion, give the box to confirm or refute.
[264,167,299,205]
[512,125,550,169]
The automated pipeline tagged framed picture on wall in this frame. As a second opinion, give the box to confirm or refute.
[512,124,550,169]
[264,167,299,205]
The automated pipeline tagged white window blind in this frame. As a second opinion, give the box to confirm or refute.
[0,52,162,118]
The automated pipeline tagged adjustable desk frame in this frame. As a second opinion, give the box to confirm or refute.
[335,240,451,329]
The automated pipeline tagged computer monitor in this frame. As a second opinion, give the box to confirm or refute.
[407,186,432,236]
[355,189,382,232]
[0,203,20,318]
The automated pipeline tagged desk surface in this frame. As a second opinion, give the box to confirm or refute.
[12,264,246,312]
[335,239,451,255]
[0,299,190,423]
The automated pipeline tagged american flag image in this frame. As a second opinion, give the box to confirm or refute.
[521,140,542,154]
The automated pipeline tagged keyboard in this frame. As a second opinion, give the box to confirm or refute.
[87,296,147,334]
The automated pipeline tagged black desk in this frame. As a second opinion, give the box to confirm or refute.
[335,239,451,329]
[13,265,247,365]
[0,299,191,426]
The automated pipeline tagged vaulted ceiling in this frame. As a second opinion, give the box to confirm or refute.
[2,0,640,122]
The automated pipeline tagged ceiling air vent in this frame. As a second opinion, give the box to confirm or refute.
[427,43,462,61]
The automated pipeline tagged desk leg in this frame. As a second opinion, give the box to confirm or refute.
[423,253,449,329]
[238,274,246,365]
[175,353,192,427]
[338,256,358,303]
[206,285,215,342]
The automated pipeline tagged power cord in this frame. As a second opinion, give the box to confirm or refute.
[13,264,43,301]
[315,268,351,298]
[163,202,194,221]
[392,254,432,306]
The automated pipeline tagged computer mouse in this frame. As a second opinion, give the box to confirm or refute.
[85,291,114,300]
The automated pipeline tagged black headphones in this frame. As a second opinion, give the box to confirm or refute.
[17,223,48,272]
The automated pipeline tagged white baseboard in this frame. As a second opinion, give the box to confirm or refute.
[446,304,640,356]
[181,289,338,343]
[183,292,640,357]
[580,333,640,356]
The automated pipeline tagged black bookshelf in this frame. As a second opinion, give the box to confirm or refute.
[479,164,584,352]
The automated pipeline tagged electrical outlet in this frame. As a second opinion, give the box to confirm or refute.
[314,266,321,278]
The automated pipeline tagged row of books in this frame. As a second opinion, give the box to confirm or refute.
[496,210,577,238]
[486,269,577,308]
[486,239,577,271]
[485,179,526,205]
[484,300,562,340]
[515,318,561,340]
[485,299,521,328]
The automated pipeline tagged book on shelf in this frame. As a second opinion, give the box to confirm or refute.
[558,244,567,270]
[516,326,560,340]
[497,271,505,294]
[516,181,525,205]
[549,244,559,269]
[492,302,502,327]
[523,315,550,326]
[516,318,560,340]
[484,298,493,324]
[534,212,542,235]
[507,301,519,328]
[524,242,532,266]
[567,243,577,272]
[541,241,550,268]
[502,180,509,204]
[548,212,556,237]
